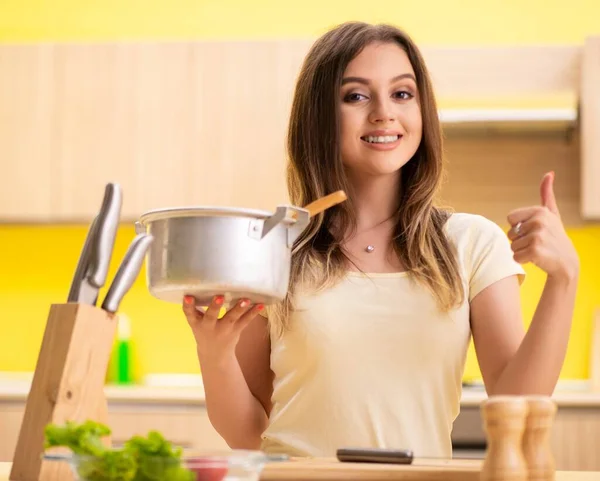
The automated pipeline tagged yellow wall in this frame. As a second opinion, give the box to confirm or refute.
[1,224,599,380]
[0,226,199,379]
[1,0,599,382]
[464,227,600,381]
[0,0,599,44]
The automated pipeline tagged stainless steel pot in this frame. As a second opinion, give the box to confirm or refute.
[134,205,311,306]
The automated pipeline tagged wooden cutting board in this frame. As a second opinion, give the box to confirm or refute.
[259,458,600,480]
[1,461,598,481]
[260,457,482,481]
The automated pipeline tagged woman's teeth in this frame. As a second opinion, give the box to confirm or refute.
[362,135,400,144]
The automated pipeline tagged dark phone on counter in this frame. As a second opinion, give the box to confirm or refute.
[336,447,414,464]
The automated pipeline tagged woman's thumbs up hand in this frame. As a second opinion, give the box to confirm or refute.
[506,172,579,281]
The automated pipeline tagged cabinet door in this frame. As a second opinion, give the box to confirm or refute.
[551,407,600,471]
[453,403,600,471]
[125,44,195,216]
[0,46,56,221]
[581,37,600,219]
[0,402,24,462]
[54,44,200,220]
[184,41,296,213]
[108,404,229,451]
[51,45,141,221]
[0,41,306,222]
[0,399,229,462]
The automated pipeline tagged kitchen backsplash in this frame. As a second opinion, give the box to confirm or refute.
[1,223,599,382]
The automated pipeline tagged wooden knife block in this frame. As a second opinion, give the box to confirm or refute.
[10,303,118,481]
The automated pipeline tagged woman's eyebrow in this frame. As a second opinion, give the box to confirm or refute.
[341,73,417,86]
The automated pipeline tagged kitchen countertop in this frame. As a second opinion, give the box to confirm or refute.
[0,371,207,405]
[1,458,599,481]
[0,382,207,405]
[1,372,600,408]
[459,383,600,408]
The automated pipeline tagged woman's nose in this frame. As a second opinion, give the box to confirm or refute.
[368,98,396,124]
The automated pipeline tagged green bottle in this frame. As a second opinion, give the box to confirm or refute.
[114,313,133,384]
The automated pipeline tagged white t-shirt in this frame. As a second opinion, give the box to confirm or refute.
[259,212,525,458]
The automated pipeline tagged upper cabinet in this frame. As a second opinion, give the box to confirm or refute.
[0,45,56,221]
[0,38,598,224]
[0,41,301,222]
[581,37,600,220]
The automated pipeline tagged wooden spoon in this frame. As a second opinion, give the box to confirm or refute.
[294,190,347,218]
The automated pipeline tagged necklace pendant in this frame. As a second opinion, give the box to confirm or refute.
[365,245,375,253]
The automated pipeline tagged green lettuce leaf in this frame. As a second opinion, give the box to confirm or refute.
[43,420,194,481]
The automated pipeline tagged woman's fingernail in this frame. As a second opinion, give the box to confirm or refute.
[240,299,250,308]
[183,295,194,305]
[214,295,225,305]
[257,304,265,311]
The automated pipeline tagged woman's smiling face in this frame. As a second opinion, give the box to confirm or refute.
[339,41,423,179]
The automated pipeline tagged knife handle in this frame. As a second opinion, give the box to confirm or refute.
[101,234,153,313]
[89,183,123,288]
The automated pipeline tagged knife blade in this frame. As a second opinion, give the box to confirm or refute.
[67,216,99,303]
[101,234,153,314]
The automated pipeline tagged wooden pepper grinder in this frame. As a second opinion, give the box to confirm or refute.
[480,396,529,481]
[523,396,557,481]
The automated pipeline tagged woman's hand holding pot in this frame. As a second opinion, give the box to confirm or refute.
[182,295,264,363]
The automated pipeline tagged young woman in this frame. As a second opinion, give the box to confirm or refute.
[182,22,579,459]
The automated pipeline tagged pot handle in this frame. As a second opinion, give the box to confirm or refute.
[286,207,310,247]
[248,206,310,247]
[134,221,146,236]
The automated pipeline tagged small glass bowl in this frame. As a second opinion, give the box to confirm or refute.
[43,449,269,481]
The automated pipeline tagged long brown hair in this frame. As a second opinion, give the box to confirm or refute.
[269,22,464,335]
